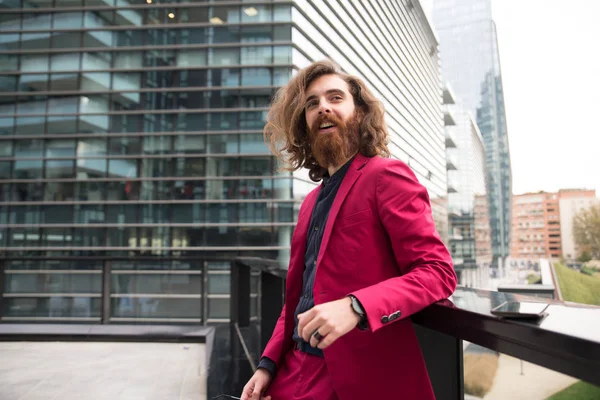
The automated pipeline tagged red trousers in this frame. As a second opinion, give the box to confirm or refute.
[265,347,338,400]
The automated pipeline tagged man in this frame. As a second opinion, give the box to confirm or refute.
[241,60,457,400]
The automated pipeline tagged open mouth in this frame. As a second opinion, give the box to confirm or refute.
[318,122,336,132]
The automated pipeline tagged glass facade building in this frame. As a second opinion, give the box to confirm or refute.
[0,0,445,323]
[432,0,512,267]
[444,85,490,288]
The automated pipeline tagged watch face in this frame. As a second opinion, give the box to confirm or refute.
[351,297,365,316]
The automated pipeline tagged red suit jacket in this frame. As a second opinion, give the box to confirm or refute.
[263,154,457,400]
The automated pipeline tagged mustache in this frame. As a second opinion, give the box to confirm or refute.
[310,113,345,135]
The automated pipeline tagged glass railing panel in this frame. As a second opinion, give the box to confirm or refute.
[4,271,102,293]
[3,296,101,319]
[111,272,202,295]
[109,297,201,320]
[462,342,600,399]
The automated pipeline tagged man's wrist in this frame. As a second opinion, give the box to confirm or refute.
[347,295,369,330]
[346,297,361,324]
[257,357,276,377]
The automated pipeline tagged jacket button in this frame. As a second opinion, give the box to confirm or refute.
[381,315,389,324]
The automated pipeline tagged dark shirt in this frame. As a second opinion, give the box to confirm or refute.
[257,158,354,375]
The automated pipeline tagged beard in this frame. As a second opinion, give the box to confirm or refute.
[309,112,360,169]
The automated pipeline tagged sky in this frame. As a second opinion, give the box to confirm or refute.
[422,0,600,195]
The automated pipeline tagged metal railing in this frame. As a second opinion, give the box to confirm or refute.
[0,256,244,325]
[227,257,600,400]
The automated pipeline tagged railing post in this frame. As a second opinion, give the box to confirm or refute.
[230,259,251,327]
[0,258,4,322]
[260,272,285,351]
[101,260,111,324]
[202,260,208,325]
[230,259,253,395]
[414,325,464,400]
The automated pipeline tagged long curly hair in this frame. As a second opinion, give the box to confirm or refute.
[264,60,390,182]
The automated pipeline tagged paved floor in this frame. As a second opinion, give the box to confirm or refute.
[484,354,577,400]
[0,342,206,400]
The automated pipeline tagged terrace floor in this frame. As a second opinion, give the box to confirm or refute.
[0,341,206,400]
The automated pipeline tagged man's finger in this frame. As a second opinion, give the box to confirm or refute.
[297,313,304,335]
[309,327,329,348]
[297,309,313,334]
[317,331,338,349]
[241,383,252,400]
[252,382,264,400]
[309,323,333,347]
[301,318,320,342]
[302,317,323,343]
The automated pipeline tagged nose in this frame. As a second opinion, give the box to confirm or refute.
[318,103,331,115]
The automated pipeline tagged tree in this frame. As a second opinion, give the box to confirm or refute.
[573,204,600,260]
[577,251,592,263]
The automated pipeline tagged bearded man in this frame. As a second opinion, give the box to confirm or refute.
[240,60,457,400]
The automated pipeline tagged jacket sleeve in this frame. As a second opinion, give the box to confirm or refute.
[351,161,457,332]
[257,356,276,376]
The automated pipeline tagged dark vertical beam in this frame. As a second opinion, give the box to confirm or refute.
[230,260,252,395]
[202,260,208,325]
[414,324,464,400]
[101,260,111,324]
[0,258,5,321]
[230,260,250,327]
[260,272,285,351]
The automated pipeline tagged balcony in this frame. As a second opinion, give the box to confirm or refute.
[447,152,458,170]
[447,176,459,194]
[444,108,457,126]
[223,258,600,400]
[445,129,458,148]
[443,84,456,106]
[0,325,210,399]
[1,257,598,400]
[448,206,461,218]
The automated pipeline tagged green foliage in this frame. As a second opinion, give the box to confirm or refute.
[577,251,592,263]
[546,381,600,400]
[554,262,600,306]
[581,266,595,276]
[527,273,541,284]
[573,204,600,259]
[547,264,600,399]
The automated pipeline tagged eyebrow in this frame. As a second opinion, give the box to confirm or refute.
[305,89,346,105]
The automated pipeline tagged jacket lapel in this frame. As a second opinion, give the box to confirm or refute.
[316,154,370,265]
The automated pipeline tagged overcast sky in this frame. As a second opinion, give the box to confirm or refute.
[422,0,600,195]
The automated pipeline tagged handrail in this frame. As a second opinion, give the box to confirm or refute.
[230,257,600,400]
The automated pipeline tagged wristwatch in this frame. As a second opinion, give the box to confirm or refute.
[348,295,369,331]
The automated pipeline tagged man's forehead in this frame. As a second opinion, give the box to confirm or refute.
[306,74,350,97]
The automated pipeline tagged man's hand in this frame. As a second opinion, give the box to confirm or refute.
[240,369,272,400]
[298,297,361,349]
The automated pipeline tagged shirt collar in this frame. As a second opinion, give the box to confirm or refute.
[322,156,355,186]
